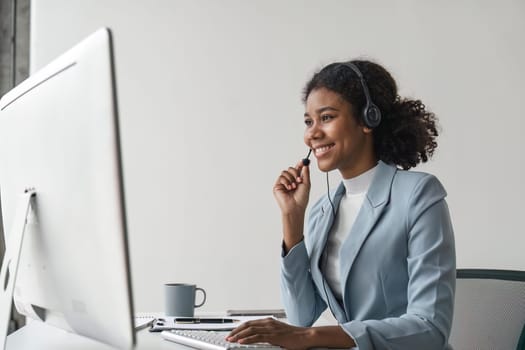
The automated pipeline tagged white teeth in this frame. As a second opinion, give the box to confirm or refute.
[315,144,334,155]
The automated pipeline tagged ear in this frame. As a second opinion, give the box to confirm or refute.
[363,126,373,134]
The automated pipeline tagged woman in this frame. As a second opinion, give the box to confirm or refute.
[227,60,455,349]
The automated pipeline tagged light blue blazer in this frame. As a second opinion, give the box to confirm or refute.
[281,161,455,350]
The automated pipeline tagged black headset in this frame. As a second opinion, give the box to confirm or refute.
[301,62,381,167]
[340,62,382,129]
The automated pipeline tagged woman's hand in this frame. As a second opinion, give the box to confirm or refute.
[227,319,356,349]
[273,161,311,216]
[226,318,311,350]
[273,161,311,251]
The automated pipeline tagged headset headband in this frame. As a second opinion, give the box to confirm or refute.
[340,62,382,128]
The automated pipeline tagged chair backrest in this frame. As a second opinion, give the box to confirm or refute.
[449,269,525,350]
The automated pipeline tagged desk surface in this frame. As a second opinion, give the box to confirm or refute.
[6,312,338,349]
[6,319,192,349]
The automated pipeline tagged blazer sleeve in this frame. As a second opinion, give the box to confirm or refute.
[342,174,456,350]
[280,240,327,326]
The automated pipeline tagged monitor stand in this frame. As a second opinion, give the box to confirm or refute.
[0,189,36,350]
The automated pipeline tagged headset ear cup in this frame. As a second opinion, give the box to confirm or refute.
[364,104,382,128]
[341,61,382,129]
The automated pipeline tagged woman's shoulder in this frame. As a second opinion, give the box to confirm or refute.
[366,161,447,203]
[390,167,448,211]
[392,167,446,193]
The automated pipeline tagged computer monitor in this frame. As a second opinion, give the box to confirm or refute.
[0,28,135,349]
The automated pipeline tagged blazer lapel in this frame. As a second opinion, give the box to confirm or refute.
[310,182,345,276]
[339,162,397,310]
[309,183,346,315]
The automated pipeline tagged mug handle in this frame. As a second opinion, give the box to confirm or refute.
[194,287,206,308]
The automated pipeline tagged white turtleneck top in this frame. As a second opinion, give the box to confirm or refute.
[323,165,377,302]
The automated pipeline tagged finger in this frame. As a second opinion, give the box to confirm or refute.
[300,160,310,186]
[280,169,298,184]
[286,167,302,190]
[227,320,264,341]
[233,318,279,340]
[275,172,297,191]
[228,324,267,342]
[275,176,294,192]
[227,322,249,338]
[229,329,250,342]
[291,160,310,186]
[286,166,300,179]
[292,161,304,181]
[237,320,280,344]
[272,182,289,194]
[238,333,268,344]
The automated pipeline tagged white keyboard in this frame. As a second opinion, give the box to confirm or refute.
[161,330,281,350]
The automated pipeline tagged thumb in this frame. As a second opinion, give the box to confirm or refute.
[301,163,311,186]
[296,161,310,187]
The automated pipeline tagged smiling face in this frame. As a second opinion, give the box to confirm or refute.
[304,88,377,179]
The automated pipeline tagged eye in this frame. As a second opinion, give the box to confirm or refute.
[321,114,334,122]
[304,119,313,127]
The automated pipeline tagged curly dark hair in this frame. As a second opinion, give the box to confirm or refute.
[302,60,439,170]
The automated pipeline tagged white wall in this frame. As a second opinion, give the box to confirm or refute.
[30,0,525,313]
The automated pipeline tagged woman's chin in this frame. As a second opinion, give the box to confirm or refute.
[316,161,336,173]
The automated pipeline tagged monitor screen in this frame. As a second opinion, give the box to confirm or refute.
[0,28,135,349]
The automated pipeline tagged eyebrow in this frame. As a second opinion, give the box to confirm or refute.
[304,106,340,117]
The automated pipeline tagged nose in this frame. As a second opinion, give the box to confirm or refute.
[305,121,323,141]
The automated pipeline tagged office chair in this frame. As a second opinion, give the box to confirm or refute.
[449,269,525,350]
